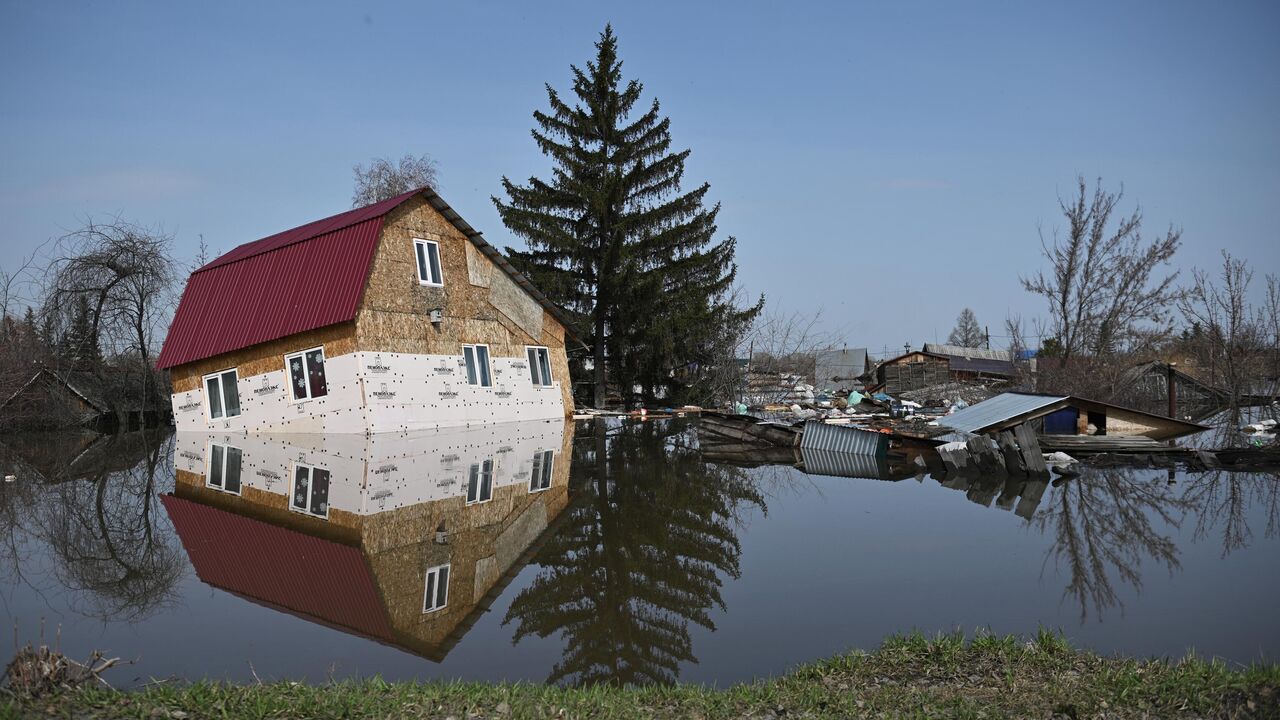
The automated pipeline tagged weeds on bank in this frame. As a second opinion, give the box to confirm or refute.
[5,630,1278,719]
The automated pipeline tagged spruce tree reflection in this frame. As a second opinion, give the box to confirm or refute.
[504,419,765,686]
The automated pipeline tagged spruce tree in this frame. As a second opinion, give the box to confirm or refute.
[494,25,761,408]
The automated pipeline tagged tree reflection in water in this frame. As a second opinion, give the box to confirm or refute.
[1033,467,1191,621]
[1,431,182,623]
[504,419,765,686]
[1181,471,1280,557]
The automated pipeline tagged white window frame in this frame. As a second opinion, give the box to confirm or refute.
[205,441,243,495]
[462,344,492,387]
[422,563,450,613]
[413,238,444,287]
[466,458,494,505]
[284,347,327,403]
[289,462,331,519]
[526,346,553,387]
[203,368,241,421]
[529,449,554,493]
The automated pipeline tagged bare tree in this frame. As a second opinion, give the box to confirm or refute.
[352,153,440,206]
[41,219,177,415]
[741,304,845,404]
[1022,177,1182,362]
[1178,251,1270,408]
[947,307,985,348]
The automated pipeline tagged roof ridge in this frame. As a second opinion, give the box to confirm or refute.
[195,188,425,274]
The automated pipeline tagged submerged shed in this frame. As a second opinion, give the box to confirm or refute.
[936,392,1207,440]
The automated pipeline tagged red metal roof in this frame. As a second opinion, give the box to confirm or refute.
[156,190,421,370]
[161,494,395,642]
[157,187,583,370]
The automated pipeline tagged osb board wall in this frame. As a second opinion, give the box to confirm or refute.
[357,196,574,413]
[173,469,363,543]
[170,322,358,395]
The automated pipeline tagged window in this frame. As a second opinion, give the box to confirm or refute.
[414,239,443,286]
[466,458,493,504]
[290,463,331,518]
[527,347,553,387]
[206,443,243,494]
[423,563,450,613]
[203,369,241,420]
[529,449,554,492]
[462,344,492,387]
[285,348,328,401]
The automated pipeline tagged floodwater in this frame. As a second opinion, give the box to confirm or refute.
[0,417,1277,688]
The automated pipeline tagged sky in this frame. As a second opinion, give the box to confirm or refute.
[2,1,1277,357]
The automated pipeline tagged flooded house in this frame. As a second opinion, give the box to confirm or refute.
[156,189,578,433]
[937,392,1207,441]
[162,419,573,661]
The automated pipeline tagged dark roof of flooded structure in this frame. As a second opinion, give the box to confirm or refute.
[815,348,871,389]
[922,343,1012,362]
[936,392,1210,438]
[0,365,148,415]
[947,356,1017,377]
[157,188,582,370]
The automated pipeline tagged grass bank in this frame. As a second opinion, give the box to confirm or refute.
[5,631,1278,719]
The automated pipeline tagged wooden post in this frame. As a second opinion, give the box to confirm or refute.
[1013,423,1049,475]
[996,430,1027,476]
[1167,362,1178,418]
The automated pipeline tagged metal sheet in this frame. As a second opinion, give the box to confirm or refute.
[800,420,888,456]
[936,393,1067,434]
[922,343,1013,362]
[156,217,385,369]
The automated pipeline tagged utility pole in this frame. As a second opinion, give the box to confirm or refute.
[985,326,990,349]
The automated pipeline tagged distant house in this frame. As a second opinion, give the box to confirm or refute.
[163,420,572,661]
[0,364,163,432]
[156,189,579,433]
[814,348,870,392]
[874,351,951,394]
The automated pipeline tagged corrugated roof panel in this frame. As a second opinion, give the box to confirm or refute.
[156,218,384,368]
[936,393,1067,434]
[923,343,1013,362]
[161,494,395,642]
[800,420,888,456]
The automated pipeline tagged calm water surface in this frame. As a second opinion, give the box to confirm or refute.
[1,418,1277,688]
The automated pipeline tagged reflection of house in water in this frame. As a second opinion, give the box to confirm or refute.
[161,420,574,661]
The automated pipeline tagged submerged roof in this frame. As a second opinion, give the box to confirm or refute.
[937,393,1067,434]
[937,391,1210,437]
[156,188,581,370]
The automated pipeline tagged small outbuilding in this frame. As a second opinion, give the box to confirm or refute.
[875,350,951,393]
